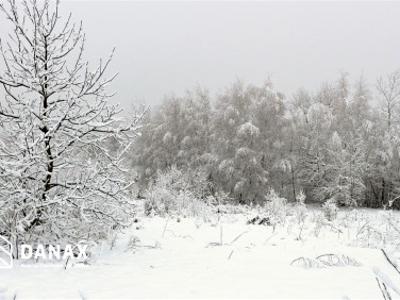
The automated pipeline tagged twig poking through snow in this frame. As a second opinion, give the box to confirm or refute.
[64,257,70,270]
[376,277,392,300]
[381,249,400,276]
[162,217,169,238]
[230,231,249,245]
[220,225,223,246]
[263,232,277,245]
[373,266,400,297]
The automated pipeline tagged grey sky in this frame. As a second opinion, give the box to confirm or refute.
[5,1,400,108]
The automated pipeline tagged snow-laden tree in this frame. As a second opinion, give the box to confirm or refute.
[213,81,283,204]
[133,88,212,183]
[231,121,268,204]
[295,101,334,201]
[321,132,367,206]
[0,0,142,252]
[132,88,215,201]
[286,75,375,206]
[376,70,400,132]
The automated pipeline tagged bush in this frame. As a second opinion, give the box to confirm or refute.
[144,167,213,219]
[323,198,338,221]
[293,190,308,240]
[265,189,287,225]
[248,190,287,228]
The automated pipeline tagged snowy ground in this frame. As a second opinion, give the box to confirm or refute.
[1,204,400,299]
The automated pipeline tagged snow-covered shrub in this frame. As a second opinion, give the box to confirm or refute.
[247,190,287,228]
[182,168,215,202]
[311,212,325,238]
[291,254,361,269]
[323,199,339,221]
[294,203,308,225]
[144,167,213,219]
[294,190,308,240]
[144,200,156,217]
[264,189,287,225]
[145,168,181,216]
[296,190,306,204]
[126,235,141,252]
[221,202,250,215]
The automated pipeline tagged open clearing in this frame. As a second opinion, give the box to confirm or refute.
[1,205,400,299]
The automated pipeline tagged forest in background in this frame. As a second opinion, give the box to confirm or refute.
[132,72,400,209]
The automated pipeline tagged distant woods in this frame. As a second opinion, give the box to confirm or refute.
[132,71,400,208]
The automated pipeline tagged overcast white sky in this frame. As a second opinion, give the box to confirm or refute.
[5,1,400,108]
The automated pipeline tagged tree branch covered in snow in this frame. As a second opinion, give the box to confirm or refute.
[0,0,144,252]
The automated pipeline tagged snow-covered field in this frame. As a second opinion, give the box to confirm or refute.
[1,204,400,299]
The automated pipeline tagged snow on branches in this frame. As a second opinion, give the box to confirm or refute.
[0,0,143,252]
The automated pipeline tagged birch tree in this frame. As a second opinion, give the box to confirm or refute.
[0,0,142,251]
[376,70,400,132]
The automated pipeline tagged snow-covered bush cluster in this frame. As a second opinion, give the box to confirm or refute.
[264,190,287,225]
[144,167,215,219]
[323,199,339,221]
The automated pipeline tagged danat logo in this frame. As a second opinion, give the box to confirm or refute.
[0,236,88,269]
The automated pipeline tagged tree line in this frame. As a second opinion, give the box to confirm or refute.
[132,72,400,209]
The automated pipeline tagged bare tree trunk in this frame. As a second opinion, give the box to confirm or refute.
[382,178,386,207]
[291,165,296,201]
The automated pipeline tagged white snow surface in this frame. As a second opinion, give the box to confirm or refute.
[1,207,400,299]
